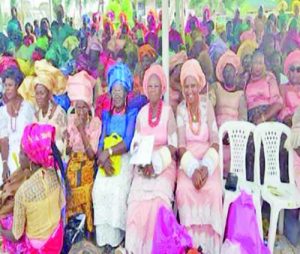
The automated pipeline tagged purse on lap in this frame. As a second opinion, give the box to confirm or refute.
[98,133,123,177]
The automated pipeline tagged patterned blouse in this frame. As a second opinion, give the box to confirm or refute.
[13,169,65,240]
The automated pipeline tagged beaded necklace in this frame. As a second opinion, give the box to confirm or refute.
[148,100,163,128]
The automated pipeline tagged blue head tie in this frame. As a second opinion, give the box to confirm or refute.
[107,62,133,93]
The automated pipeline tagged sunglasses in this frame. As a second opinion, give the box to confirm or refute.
[289,65,300,73]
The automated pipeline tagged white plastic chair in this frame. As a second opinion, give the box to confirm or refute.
[219,121,263,239]
[254,122,300,253]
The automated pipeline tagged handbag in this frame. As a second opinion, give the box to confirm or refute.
[99,133,123,176]
[225,172,238,191]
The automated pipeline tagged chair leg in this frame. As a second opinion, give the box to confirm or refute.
[254,196,263,239]
[173,200,178,218]
[278,210,284,235]
[268,208,280,254]
[222,197,231,240]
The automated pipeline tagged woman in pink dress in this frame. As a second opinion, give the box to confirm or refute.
[23,22,36,47]
[176,59,222,254]
[211,50,247,176]
[278,50,300,127]
[213,50,247,127]
[245,50,284,182]
[245,50,283,124]
[125,64,177,253]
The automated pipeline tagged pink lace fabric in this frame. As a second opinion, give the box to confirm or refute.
[0,215,27,254]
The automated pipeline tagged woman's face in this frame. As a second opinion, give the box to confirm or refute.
[183,76,200,105]
[141,55,154,70]
[89,50,100,69]
[258,7,263,18]
[235,10,240,19]
[203,10,209,20]
[11,32,22,48]
[188,41,202,59]
[271,54,282,71]
[147,16,154,28]
[281,22,287,33]
[75,100,90,121]
[190,19,197,31]
[121,25,128,35]
[41,19,49,32]
[111,83,126,109]
[148,38,156,51]
[251,54,265,77]
[268,19,276,33]
[263,37,275,57]
[226,22,233,33]
[19,148,30,170]
[147,74,162,104]
[4,78,18,101]
[171,64,182,82]
[223,64,236,89]
[26,25,32,35]
[56,7,64,21]
[35,84,50,109]
[104,23,111,34]
[127,52,138,71]
[288,63,300,85]
[11,8,17,18]
[242,54,252,72]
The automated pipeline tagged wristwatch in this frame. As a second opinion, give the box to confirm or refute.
[108,148,113,156]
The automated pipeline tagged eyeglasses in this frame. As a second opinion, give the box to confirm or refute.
[289,65,300,73]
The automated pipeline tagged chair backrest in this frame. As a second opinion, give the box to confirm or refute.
[254,122,294,187]
[219,121,256,182]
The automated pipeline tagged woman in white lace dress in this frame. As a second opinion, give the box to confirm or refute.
[0,67,35,184]
[92,63,139,253]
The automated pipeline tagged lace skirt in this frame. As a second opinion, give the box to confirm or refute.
[92,154,133,246]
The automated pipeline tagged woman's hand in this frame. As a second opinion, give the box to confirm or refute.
[97,149,110,167]
[253,114,265,125]
[2,163,10,183]
[75,117,85,133]
[192,167,209,190]
[103,159,114,176]
[192,170,201,190]
[283,116,293,128]
[142,164,155,178]
[63,130,69,143]
[170,78,181,92]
